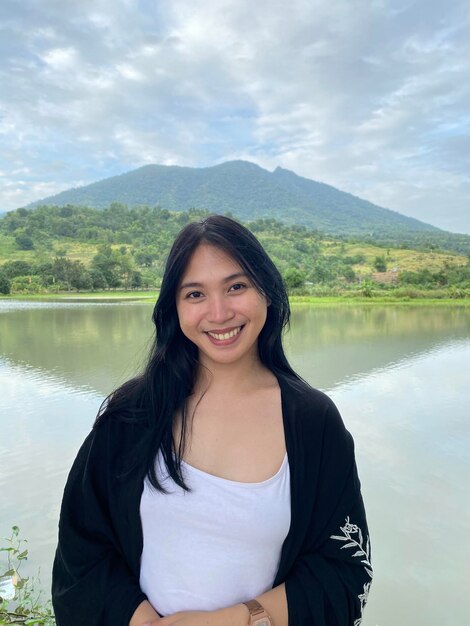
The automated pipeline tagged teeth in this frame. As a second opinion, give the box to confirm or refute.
[208,326,242,340]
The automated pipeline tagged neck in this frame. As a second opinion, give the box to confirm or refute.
[194,353,272,396]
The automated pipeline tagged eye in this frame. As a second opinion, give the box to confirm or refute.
[229,283,246,292]
[185,290,203,299]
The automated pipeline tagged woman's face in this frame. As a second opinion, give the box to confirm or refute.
[176,244,269,369]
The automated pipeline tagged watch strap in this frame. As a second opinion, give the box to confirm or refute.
[243,599,273,625]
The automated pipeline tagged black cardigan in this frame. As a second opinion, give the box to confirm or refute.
[52,374,373,625]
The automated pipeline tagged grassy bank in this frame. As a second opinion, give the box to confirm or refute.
[0,290,158,301]
[289,295,470,306]
[1,290,470,305]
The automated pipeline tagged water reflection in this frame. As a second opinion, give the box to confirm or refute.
[0,301,153,395]
[330,341,470,626]
[0,359,101,589]
[1,301,469,395]
[0,301,469,625]
[287,304,470,389]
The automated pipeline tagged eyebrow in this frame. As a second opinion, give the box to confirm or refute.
[179,272,248,291]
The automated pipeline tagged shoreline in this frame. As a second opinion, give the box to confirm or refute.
[1,291,470,306]
[289,295,470,306]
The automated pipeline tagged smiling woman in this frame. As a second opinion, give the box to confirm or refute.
[176,245,269,369]
[51,215,372,626]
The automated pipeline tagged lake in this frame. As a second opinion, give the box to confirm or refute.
[1,300,469,625]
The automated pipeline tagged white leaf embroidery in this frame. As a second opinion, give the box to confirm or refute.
[330,516,373,625]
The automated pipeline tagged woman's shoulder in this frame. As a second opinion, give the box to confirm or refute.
[277,372,337,412]
[277,373,349,441]
[75,382,151,470]
[64,406,150,492]
[94,377,151,430]
[92,402,150,455]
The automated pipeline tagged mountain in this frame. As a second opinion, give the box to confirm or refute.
[27,160,440,240]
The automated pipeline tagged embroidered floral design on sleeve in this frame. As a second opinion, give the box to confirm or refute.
[330,517,373,626]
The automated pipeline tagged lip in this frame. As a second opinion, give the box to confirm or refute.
[205,325,245,345]
[205,325,243,334]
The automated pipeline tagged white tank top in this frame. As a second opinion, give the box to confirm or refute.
[139,450,291,616]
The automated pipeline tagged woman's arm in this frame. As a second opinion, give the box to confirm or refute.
[153,585,287,626]
[256,582,288,626]
[153,604,248,626]
[277,399,373,625]
[52,422,147,626]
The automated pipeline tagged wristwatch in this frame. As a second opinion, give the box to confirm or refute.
[242,599,273,626]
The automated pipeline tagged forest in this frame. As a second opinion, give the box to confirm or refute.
[24,160,470,256]
[0,203,469,296]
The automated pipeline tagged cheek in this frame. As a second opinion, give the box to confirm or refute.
[255,295,269,313]
[252,298,268,326]
[176,304,199,333]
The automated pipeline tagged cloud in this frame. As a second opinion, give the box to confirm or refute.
[0,0,469,233]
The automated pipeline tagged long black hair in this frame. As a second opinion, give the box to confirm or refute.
[98,215,300,491]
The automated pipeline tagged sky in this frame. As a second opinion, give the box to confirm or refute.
[1,0,469,234]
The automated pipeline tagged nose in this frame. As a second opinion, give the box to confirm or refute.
[207,294,235,324]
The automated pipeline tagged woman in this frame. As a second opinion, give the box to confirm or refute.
[52,215,372,626]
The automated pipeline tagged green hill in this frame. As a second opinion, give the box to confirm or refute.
[25,160,441,240]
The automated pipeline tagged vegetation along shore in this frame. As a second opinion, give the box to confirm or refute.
[0,204,469,300]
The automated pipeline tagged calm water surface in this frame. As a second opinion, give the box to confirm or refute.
[1,300,469,626]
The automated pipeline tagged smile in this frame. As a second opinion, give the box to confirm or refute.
[206,326,243,340]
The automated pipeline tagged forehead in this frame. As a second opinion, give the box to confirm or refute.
[181,244,243,279]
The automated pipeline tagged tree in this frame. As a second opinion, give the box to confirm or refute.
[2,260,33,278]
[342,267,356,282]
[10,275,42,293]
[0,271,11,294]
[130,270,143,288]
[310,260,335,284]
[49,257,90,291]
[118,251,137,290]
[70,270,93,291]
[373,255,387,272]
[15,233,34,250]
[91,245,122,287]
[135,249,156,267]
[91,245,139,289]
[283,268,306,290]
[89,269,108,290]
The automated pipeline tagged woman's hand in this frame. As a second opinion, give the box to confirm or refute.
[154,612,209,625]
[150,604,248,626]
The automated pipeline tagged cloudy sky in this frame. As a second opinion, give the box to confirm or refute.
[1,0,469,233]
